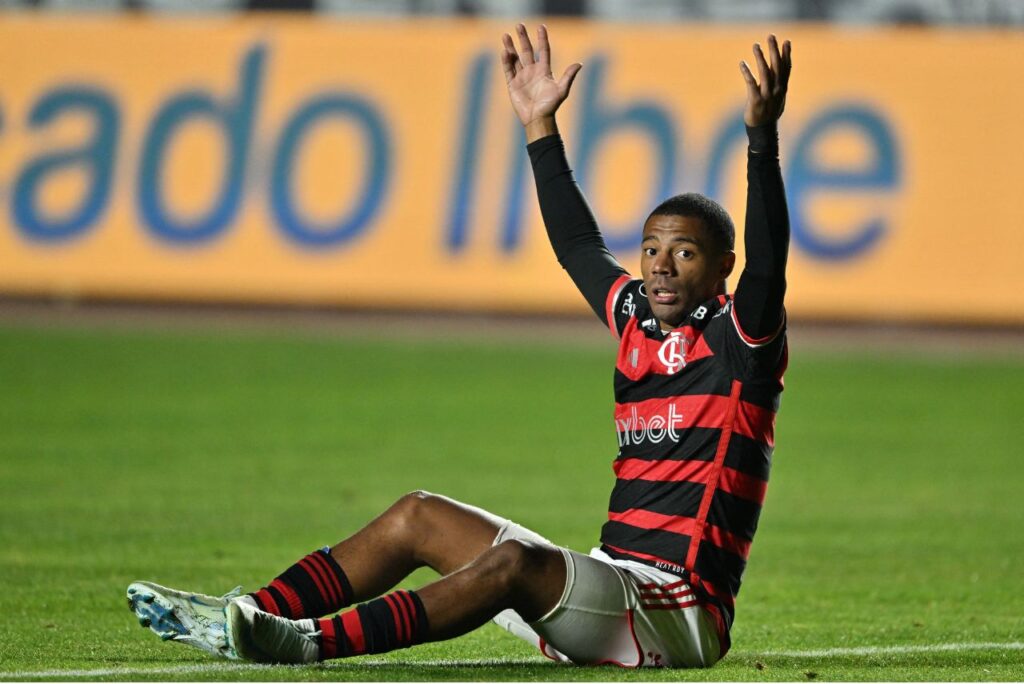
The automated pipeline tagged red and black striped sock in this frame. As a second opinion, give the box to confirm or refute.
[248,548,353,619]
[317,590,429,660]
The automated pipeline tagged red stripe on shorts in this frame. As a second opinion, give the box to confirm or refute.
[641,598,700,610]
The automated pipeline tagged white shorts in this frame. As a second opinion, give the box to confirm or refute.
[491,521,722,668]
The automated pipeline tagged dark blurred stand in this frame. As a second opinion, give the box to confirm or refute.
[2,0,1021,26]
[246,0,315,9]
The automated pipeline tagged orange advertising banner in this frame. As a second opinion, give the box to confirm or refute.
[1,17,1022,323]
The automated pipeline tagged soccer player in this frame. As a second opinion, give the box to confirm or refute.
[127,24,792,668]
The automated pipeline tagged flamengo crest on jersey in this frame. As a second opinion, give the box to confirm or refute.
[600,277,787,653]
[657,331,689,373]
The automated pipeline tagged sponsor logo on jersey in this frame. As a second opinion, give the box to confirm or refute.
[641,318,658,331]
[621,291,636,318]
[615,404,684,447]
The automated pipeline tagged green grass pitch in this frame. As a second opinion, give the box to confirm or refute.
[0,321,1022,681]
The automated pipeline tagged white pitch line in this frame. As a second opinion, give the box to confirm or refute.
[0,657,536,680]
[753,641,1024,659]
[0,663,261,680]
[2,643,1022,679]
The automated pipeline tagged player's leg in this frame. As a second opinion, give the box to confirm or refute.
[227,539,568,663]
[129,490,509,657]
[329,489,511,599]
[244,490,507,620]
[489,519,573,662]
[230,541,721,668]
[416,538,566,639]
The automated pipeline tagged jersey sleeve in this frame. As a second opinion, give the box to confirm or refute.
[706,298,788,382]
[731,123,790,345]
[527,134,631,329]
[605,277,644,340]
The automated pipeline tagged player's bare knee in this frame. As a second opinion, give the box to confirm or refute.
[397,489,435,508]
[487,540,554,588]
[484,540,564,620]
[386,490,436,536]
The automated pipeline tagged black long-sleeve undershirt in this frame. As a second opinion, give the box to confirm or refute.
[527,125,789,340]
[526,135,629,323]
[736,124,790,339]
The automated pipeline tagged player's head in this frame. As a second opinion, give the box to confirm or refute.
[641,193,736,330]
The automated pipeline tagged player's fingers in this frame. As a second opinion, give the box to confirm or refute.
[558,62,582,97]
[537,24,552,69]
[780,40,793,88]
[516,23,535,65]
[753,43,772,97]
[501,49,519,84]
[739,60,759,96]
[767,34,781,80]
[502,33,521,68]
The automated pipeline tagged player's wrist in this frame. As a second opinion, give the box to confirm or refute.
[745,122,779,154]
[525,116,559,143]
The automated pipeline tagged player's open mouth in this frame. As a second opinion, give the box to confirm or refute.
[651,288,678,304]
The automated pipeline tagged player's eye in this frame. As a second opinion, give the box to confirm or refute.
[643,247,657,257]
[676,249,693,259]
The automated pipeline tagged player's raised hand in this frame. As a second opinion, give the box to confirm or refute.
[739,35,792,127]
[501,24,582,128]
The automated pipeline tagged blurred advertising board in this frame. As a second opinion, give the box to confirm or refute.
[1,17,1022,324]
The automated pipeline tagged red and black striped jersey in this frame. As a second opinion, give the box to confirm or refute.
[525,128,791,656]
[599,275,787,651]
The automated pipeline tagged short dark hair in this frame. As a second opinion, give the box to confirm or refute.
[647,193,735,253]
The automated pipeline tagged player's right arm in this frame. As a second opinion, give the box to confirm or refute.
[501,24,630,328]
[732,35,793,347]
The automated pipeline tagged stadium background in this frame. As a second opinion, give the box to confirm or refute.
[0,0,1022,681]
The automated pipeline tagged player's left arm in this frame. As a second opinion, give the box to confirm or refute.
[501,24,629,329]
[732,35,793,345]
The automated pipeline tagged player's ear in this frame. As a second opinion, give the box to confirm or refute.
[719,250,736,279]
